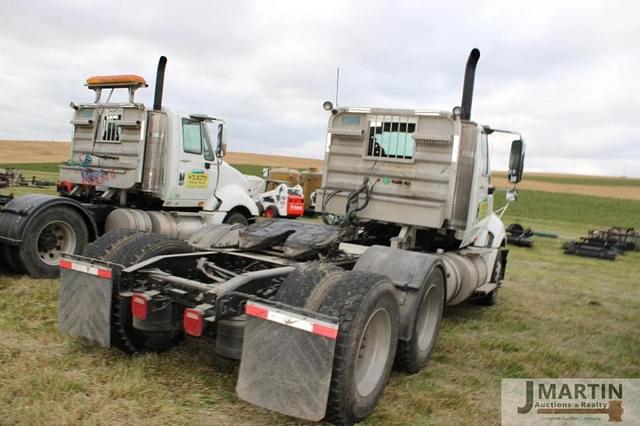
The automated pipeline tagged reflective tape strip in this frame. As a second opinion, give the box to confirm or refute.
[245,302,338,340]
[59,259,112,279]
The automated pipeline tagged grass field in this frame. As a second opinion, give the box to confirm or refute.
[1,181,639,424]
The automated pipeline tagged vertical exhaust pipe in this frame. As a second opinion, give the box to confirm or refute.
[460,48,480,121]
[153,56,167,111]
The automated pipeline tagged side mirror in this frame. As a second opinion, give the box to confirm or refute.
[508,139,525,183]
[216,124,224,158]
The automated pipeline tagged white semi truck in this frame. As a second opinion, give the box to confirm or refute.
[0,57,260,277]
[58,49,525,425]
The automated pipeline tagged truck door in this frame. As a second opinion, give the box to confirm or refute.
[175,117,216,207]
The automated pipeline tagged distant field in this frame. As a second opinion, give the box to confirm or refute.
[526,173,639,187]
[0,140,323,170]
[1,140,638,200]
[491,172,640,201]
[0,140,70,163]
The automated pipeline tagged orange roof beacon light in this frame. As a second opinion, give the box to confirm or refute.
[85,74,148,104]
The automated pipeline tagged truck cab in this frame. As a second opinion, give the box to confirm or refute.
[60,75,256,215]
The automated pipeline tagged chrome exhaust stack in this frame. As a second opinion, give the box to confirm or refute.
[460,48,480,121]
[153,56,167,111]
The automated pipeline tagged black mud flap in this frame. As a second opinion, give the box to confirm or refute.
[236,300,339,422]
[58,256,114,347]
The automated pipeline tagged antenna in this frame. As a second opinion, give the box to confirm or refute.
[335,67,340,107]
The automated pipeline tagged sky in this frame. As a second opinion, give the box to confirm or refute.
[1,0,639,177]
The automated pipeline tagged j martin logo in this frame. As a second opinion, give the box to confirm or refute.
[502,379,640,425]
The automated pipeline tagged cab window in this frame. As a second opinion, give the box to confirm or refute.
[182,119,202,154]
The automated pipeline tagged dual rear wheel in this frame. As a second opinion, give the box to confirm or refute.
[275,263,445,425]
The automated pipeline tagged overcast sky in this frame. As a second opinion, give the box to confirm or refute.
[1,0,639,177]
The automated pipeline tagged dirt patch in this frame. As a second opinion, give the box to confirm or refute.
[0,140,71,163]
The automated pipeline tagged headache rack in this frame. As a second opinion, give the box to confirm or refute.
[318,108,476,231]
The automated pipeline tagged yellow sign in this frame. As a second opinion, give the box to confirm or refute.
[185,172,209,189]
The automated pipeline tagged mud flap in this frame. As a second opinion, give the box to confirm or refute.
[236,301,339,422]
[58,256,114,347]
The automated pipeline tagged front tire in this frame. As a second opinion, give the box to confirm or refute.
[18,206,89,278]
[223,211,249,226]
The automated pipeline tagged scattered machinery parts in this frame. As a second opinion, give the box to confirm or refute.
[59,48,527,425]
[0,168,23,187]
[506,223,534,248]
[563,227,639,260]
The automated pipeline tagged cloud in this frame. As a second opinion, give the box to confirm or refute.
[0,0,638,176]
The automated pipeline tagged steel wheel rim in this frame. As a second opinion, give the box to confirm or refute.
[36,221,77,266]
[354,307,392,397]
[416,284,443,352]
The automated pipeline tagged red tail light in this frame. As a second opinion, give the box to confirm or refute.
[131,294,149,320]
[183,308,204,337]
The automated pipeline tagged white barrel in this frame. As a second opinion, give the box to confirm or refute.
[441,253,488,305]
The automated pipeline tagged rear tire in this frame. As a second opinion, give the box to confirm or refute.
[395,267,445,373]
[82,228,140,259]
[319,271,399,425]
[274,262,343,308]
[99,233,193,354]
[18,206,89,278]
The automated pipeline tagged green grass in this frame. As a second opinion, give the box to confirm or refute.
[1,178,639,424]
[231,164,266,177]
[0,162,60,174]
[496,189,640,236]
